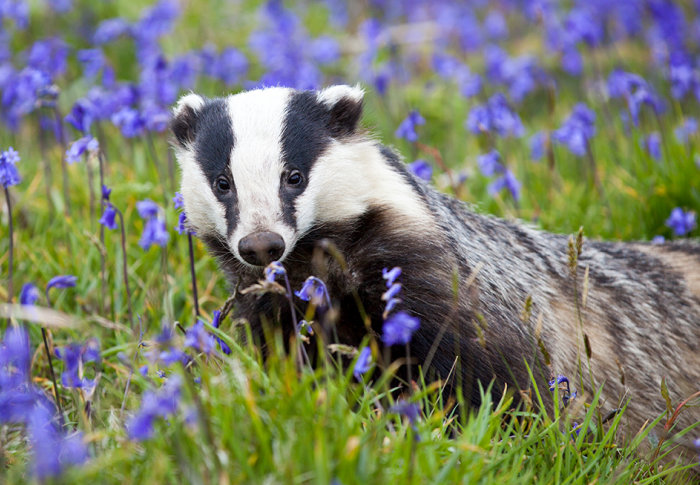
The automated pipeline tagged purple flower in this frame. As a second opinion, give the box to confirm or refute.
[111,107,144,138]
[184,320,216,355]
[46,275,77,292]
[295,276,330,307]
[607,70,663,126]
[211,310,231,355]
[55,344,95,390]
[137,199,160,219]
[665,208,696,236]
[390,400,420,424]
[395,110,425,142]
[19,282,40,305]
[28,405,88,478]
[65,99,96,134]
[484,10,508,40]
[264,261,287,283]
[530,132,546,161]
[216,47,249,86]
[674,118,697,144]
[488,170,521,202]
[478,150,503,177]
[466,93,523,138]
[47,0,72,13]
[127,374,182,441]
[102,184,111,201]
[645,132,662,160]
[77,49,106,79]
[2,68,52,129]
[173,192,184,209]
[382,267,401,287]
[353,346,372,379]
[65,136,99,164]
[651,235,665,244]
[137,199,169,249]
[173,192,193,235]
[99,204,118,230]
[553,104,596,156]
[0,146,21,187]
[549,374,577,406]
[408,159,432,181]
[27,38,68,78]
[382,311,420,346]
[93,18,131,44]
[1,325,31,390]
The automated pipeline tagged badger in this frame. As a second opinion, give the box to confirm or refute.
[171,85,700,461]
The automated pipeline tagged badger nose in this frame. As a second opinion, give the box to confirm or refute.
[238,232,285,266]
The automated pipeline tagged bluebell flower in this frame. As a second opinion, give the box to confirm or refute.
[466,93,523,138]
[173,192,184,209]
[101,184,111,202]
[19,282,40,305]
[137,199,159,219]
[0,0,29,28]
[77,49,106,79]
[382,311,420,346]
[489,170,521,202]
[395,110,425,142]
[484,10,508,40]
[645,132,662,160]
[669,58,697,100]
[530,132,546,161]
[0,146,21,187]
[111,107,145,138]
[28,404,88,478]
[310,36,340,65]
[1,325,31,390]
[141,102,170,132]
[55,344,93,389]
[553,104,596,156]
[382,283,401,302]
[382,267,401,288]
[132,0,181,44]
[674,118,697,144]
[46,275,77,292]
[65,136,99,164]
[353,346,372,380]
[47,0,72,13]
[173,192,193,235]
[127,374,182,441]
[264,261,287,283]
[651,235,665,244]
[389,400,420,424]
[211,310,231,355]
[548,374,577,406]
[408,159,432,181]
[665,208,696,236]
[295,276,330,307]
[137,199,169,249]
[65,99,96,134]
[215,47,249,86]
[185,320,217,355]
[93,18,131,44]
[478,150,503,177]
[27,38,69,78]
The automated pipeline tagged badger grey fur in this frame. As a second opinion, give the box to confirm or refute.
[171,85,700,461]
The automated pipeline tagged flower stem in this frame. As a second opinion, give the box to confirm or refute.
[4,187,13,303]
[114,208,134,329]
[187,234,200,317]
[52,106,71,216]
[41,289,64,420]
[98,151,106,316]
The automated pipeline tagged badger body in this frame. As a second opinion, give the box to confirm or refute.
[172,85,700,458]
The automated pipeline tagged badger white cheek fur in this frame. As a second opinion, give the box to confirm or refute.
[178,152,227,238]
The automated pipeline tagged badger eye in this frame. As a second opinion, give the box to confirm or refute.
[215,176,231,193]
[286,170,303,187]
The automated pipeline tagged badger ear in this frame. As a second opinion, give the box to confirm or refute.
[318,84,364,138]
[171,93,206,148]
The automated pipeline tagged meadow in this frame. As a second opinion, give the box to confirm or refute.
[1,0,699,483]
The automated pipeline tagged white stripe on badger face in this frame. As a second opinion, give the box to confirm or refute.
[177,148,228,238]
[294,138,436,237]
[226,87,297,266]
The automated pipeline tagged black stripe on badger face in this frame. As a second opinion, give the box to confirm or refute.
[279,91,334,227]
[193,99,239,236]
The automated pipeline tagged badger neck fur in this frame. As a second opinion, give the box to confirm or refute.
[172,85,700,458]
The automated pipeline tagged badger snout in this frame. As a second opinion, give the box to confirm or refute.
[238,231,286,266]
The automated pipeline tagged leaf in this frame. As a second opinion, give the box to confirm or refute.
[659,377,674,417]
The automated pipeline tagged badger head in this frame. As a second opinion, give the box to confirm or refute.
[170,85,370,270]
[171,85,432,274]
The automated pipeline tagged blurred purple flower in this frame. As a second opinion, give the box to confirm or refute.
[489,170,521,202]
[466,93,523,138]
[390,400,420,424]
[651,235,665,244]
[77,49,106,79]
[137,199,168,249]
[645,132,662,160]
[46,275,77,292]
[132,0,180,44]
[137,199,160,219]
[19,282,39,305]
[99,204,118,230]
[395,110,425,142]
[553,103,596,156]
[127,374,182,441]
[185,320,216,355]
[310,36,340,65]
[607,70,663,126]
[674,118,697,143]
[296,276,330,308]
[382,311,419,346]
[382,267,401,288]
[28,404,88,478]
[65,136,99,164]
[1,68,52,129]
[93,18,131,44]
[65,99,95,134]
[211,310,231,355]
[478,150,503,177]
[55,343,96,389]
[666,208,696,236]
[408,159,432,181]
[27,38,68,78]
[141,102,170,132]
[264,261,287,283]
[47,0,72,12]
[484,11,508,40]
[216,47,249,86]
[111,107,144,138]
[0,146,21,187]
[382,283,401,302]
[530,131,546,161]
[353,346,372,379]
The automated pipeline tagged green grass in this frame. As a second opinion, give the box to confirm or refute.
[1,1,700,483]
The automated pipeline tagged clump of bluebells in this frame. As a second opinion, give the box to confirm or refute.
[137,199,169,250]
